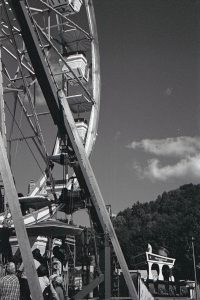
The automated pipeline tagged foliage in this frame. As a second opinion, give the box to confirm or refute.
[113,183,200,281]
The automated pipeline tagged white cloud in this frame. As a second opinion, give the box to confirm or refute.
[139,156,200,181]
[164,87,173,96]
[128,136,200,181]
[128,136,200,157]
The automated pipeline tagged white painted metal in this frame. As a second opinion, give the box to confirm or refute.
[0,204,58,227]
[49,0,83,15]
[84,0,101,157]
[61,53,89,85]
[75,119,88,144]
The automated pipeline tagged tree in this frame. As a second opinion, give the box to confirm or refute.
[113,183,200,281]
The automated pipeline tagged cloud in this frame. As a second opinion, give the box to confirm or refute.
[127,136,200,157]
[164,87,173,96]
[128,136,200,181]
[134,156,200,181]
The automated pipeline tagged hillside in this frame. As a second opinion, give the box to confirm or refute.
[113,183,200,281]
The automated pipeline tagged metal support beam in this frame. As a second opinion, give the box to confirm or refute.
[105,235,111,300]
[0,132,43,300]
[73,274,104,300]
[99,234,111,299]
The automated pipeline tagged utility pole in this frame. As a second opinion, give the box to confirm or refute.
[192,237,198,300]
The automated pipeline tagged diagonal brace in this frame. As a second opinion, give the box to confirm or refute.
[0,132,43,300]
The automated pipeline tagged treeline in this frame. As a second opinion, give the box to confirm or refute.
[113,183,200,281]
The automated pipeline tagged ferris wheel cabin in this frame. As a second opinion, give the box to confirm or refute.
[48,0,83,15]
[75,118,88,144]
[61,53,89,86]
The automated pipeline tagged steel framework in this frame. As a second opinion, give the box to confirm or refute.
[0,1,138,299]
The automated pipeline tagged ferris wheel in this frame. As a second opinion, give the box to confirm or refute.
[0,0,100,207]
[0,1,138,299]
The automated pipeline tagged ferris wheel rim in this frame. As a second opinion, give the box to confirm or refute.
[84,0,101,157]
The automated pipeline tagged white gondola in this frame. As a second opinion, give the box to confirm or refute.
[67,94,92,113]
[61,53,89,85]
[75,118,88,144]
[49,0,83,15]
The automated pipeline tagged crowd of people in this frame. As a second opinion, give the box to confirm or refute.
[0,248,67,300]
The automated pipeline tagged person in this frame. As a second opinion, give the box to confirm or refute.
[0,262,20,300]
[1,228,13,264]
[37,265,50,293]
[37,265,59,300]
[33,248,49,273]
[53,246,65,264]
[18,271,31,300]
[0,263,4,278]
[52,276,65,300]
[52,258,62,276]
[32,248,43,267]
[18,249,41,273]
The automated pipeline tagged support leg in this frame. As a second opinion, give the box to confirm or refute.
[105,234,111,300]
[0,133,43,300]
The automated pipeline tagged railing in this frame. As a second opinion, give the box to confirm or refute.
[145,280,191,298]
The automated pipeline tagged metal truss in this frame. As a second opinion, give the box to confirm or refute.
[0,0,138,299]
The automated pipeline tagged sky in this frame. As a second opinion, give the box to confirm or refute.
[89,0,200,213]
[3,0,200,217]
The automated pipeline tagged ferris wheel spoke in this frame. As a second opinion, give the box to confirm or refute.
[3,69,49,158]
[1,46,35,75]
[4,100,44,164]
[39,0,92,40]
[35,22,94,103]
[0,15,49,160]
